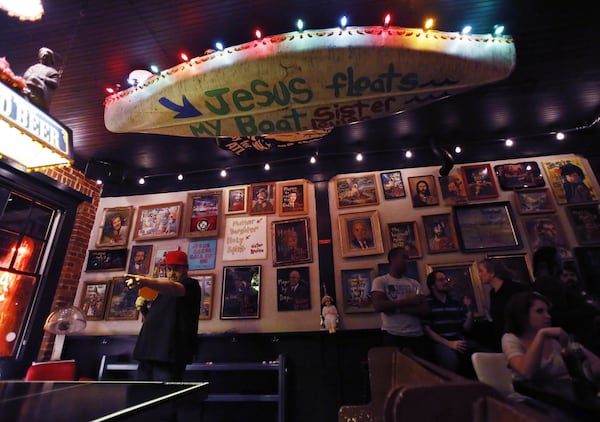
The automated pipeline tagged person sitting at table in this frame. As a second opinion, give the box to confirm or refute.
[502,291,600,382]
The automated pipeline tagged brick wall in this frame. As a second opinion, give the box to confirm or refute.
[37,166,103,360]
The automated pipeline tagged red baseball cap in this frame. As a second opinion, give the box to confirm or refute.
[165,250,188,266]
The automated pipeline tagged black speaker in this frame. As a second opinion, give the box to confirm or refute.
[84,160,124,184]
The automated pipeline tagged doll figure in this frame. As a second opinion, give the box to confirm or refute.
[321,295,339,334]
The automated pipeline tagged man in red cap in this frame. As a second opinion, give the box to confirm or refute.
[126,249,200,381]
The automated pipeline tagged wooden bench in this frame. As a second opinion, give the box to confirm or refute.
[98,354,287,422]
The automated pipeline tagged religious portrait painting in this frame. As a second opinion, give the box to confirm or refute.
[408,175,440,208]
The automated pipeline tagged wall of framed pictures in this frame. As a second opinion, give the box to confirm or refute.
[76,154,600,335]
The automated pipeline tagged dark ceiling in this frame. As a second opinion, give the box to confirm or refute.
[1,0,598,196]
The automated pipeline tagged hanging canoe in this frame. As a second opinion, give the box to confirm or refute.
[104,26,516,141]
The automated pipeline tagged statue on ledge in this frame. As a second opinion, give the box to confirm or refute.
[23,47,60,112]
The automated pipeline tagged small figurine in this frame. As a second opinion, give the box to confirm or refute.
[321,295,339,334]
[23,47,60,112]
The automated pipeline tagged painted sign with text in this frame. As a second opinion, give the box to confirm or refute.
[222,216,268,261]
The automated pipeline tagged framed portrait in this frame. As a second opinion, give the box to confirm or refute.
[425,262,486,317]
[224,186,247,214]
[521,214,571,259]
[341,268,375,313]
[542,158,597,204]
[187,239,217,272]
[183,190,221,238]
[386,221,422,259]
[421,214,459,254]
[378,261,420,280]
[514,188,555,214]
[95,206,134,248]
[408,175,440,207]
[438,174,468,205]
[248,182,276,215]
[150,245,182,278]
[278,180,308,216]
[220,265,261,319]
[461,164,499,200]
[127,245,153,275]
[486,254,533,286]
[338,210,385,258]
[334,174,379,208]
[105,276,140,321]
[85,248,128,272]
[380,171,406,200]
[566,203,600,245]
[494,162,545,190]
[574,247,600,298]
[276,266,311,311]
[79,281,109,320]
[133,202,183,241]
[453,202,521,253]
[195,273,214,320]
[272,218,313,267]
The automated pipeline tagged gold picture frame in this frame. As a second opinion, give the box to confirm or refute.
[278,180,308,216]
[132,202,183,241]
[338,210,384,258]
[183,190,221,238]
[95,206,134,248]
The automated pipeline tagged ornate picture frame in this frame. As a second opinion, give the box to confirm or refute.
[79,281,109,321]
[105,276,140,321]
[278,180,308,216]
[386,221,422,259]
[334,174,379,208]
[421,213,459,254]
[380,170,406,200]
[248,182,276,215]
[220,265,261,319]
[132,201,183,241]
[224,186,247,215]
[183,190,221,238]
[338,210,384,258]
[341,268,375,313]
[272,217,313,267]
[453,202,521,253]
[95,206,134,248]
[425,261,486,317]
[514,188,555,214]
[461,163,499,200]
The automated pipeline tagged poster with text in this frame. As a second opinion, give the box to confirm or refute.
[188,239,217,271]
[222,216,268,261]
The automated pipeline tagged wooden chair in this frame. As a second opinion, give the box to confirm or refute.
[24,359,77,381]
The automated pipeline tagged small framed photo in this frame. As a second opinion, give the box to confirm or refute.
[408,175,440,207]
[79,281,109,320]
[105,276,140,321]
[187,239,217,272]
[453,202,521,253]
[386,221,422,259]
[380,171,406,200]
[438,175,468,205]
[278,180,308,216]
[542,158,597,204]
[248,182,276,215]
[334,174,379,208]
[566,203,600,245]
[338,211,385,258]
[425,261,486,317]
[86,249,128,272]
[494,162,545,190]
[272,218,313,267]
[276,266,311,311]
[133,202,183,241]
[95,206,134,248]
[421,214,459,254]
[521,214,571,259]
[195,273,214,320]
[224,187,247,214]
[127,245,153,275]
[341,268,375,313]
[220,265,261,319]
[183,190,221,238]
[514,188,555,214]
[486,254,533,286]
[461,164,499,200]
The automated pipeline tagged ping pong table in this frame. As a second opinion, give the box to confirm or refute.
[0,380,208,421]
